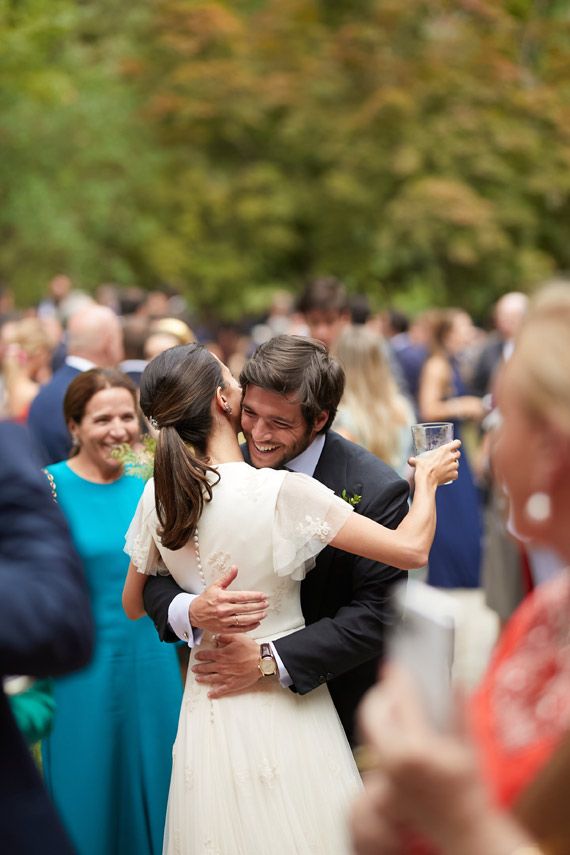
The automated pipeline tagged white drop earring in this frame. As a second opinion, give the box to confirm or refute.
[524,492,551,523]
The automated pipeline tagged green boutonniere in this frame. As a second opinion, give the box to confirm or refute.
[341,488,362,508]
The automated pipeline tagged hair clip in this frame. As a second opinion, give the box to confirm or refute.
[148,416,159,430]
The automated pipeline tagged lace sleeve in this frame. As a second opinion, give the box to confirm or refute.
[124,480,167,576]
[273,472,353,580]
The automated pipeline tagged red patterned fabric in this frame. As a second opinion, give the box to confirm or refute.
[404,574,570,855]
[470,573,570,807]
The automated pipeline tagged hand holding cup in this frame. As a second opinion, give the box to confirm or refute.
[409,439,462,487]
[410,422,460,486]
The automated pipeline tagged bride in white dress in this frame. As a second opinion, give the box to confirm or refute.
[122,344,460,855]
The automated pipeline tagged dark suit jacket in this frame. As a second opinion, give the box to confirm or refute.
[470,336,504,398]
[274,432,409,738]
[28,363,81,466]
[0,423,93,854]
[144,431,409,744]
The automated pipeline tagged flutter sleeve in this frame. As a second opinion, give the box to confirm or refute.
[273,471,353,580]
[124,479,168,576]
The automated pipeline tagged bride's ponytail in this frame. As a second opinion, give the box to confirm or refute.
[154,425,219,550]
[139,344,225,550]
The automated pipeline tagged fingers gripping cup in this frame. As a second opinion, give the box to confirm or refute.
[411,422,455,485]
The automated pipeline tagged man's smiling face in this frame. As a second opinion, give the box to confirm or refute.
[240,385,327,470]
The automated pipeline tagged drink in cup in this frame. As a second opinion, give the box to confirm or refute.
[411,422,455,485]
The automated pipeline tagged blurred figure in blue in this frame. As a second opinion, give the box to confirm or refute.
[0,421,93,854]
[419,309,485,588]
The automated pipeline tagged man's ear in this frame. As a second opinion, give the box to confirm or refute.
[313,410,329,434]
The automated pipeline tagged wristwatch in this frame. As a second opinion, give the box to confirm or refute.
[258,643,278,677]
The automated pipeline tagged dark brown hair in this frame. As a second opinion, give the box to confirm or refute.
[63,368,138,457]
[139,344,225,550]
[239,335,345,432]
[425,309,460,354]
[296,277,349,315]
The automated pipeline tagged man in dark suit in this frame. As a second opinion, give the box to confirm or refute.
[28,304,124,465]
[471,291,528,398]
[143,336,409,744]
[0,421,93,853]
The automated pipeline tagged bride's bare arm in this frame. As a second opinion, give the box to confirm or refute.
[331,440,460,570]
[122,561,148,620]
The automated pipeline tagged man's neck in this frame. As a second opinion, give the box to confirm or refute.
[285,433,326,477]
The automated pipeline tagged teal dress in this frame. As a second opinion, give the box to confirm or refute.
[42,462,182,855]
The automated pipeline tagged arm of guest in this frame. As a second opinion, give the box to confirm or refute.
[0,423,94,677]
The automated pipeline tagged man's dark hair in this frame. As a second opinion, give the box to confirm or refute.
[239,335,345,433]
[349,294,371,325]
[387,309,409,336]
[296,277,349,315]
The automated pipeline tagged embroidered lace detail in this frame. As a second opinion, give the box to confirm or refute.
[267,577,289,615]
[233,767,251,786]
[258,758,279,788]
[295,514,332,543]
[206,550,232,583]
[273,472,353,579]
[130,531,151,573]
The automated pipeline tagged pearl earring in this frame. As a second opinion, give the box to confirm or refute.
[524,492,551,523]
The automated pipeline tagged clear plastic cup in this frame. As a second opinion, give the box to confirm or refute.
[411,422,455,485]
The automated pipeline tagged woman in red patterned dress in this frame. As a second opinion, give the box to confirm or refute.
[351,281,570,855]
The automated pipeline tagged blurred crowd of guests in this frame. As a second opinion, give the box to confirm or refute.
[1,272,562,626]
[2,270,570,855]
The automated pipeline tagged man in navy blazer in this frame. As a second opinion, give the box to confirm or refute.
[143,336,409,744]
[28,304,124,465]
[0,422,93,853]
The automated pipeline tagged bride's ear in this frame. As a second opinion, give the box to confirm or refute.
[215,386,232,416]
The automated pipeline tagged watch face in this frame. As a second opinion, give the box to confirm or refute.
[260,657,277,676]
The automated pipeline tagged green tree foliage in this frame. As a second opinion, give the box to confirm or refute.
[0,0,167,304]
[2,0,570,318]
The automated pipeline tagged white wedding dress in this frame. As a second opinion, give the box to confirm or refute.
[126,462,363,855]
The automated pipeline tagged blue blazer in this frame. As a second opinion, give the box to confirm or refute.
[28,364,81,466]
[0,423,93,854]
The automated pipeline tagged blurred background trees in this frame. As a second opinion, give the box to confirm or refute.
[2,0,570,319]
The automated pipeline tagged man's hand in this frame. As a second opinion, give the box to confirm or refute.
[189,566,268,634]
[192,634,263,698]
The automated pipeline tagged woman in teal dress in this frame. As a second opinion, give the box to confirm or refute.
[42,368,182,855]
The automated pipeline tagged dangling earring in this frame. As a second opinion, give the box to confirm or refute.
[224,403,232,415]
[71,434,80,449]
[524,492,551,523]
